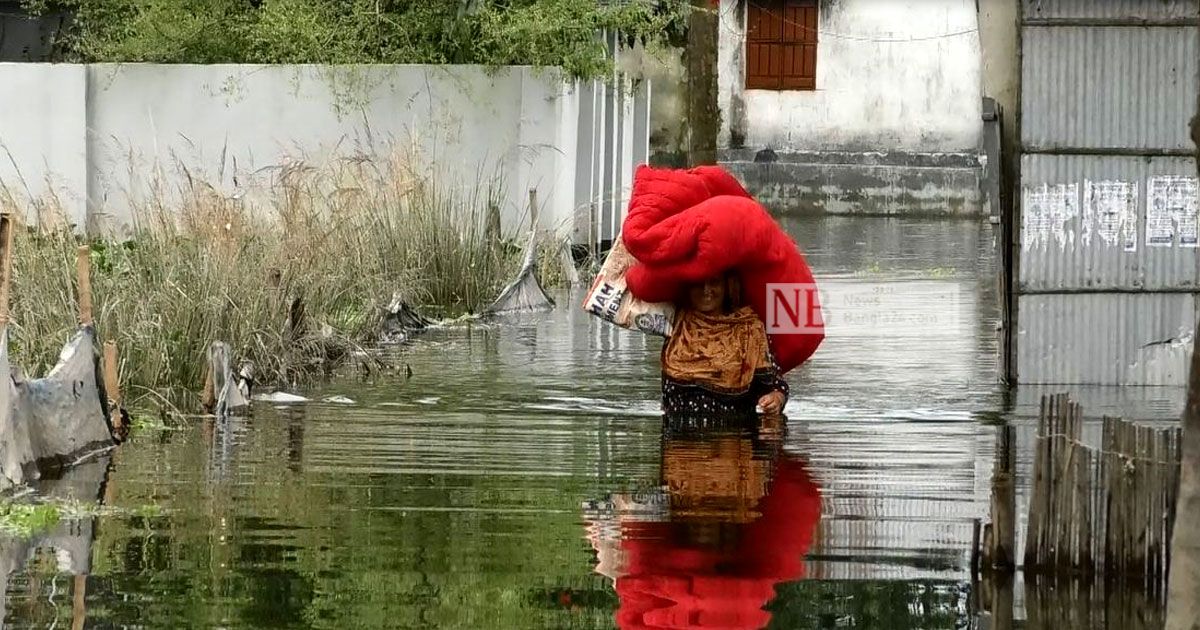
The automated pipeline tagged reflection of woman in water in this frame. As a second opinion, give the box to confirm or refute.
[584,415,822,629]
[660,272,789,417]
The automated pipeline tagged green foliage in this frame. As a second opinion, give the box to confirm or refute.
[22,0,691,80]
[0,502,61,537]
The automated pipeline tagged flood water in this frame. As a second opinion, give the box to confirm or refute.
[0,216,1180,628]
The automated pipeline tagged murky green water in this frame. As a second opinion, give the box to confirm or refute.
[0,217,1174,628]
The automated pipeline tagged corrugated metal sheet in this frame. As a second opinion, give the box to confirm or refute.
[1018,154,1198,291]
[1016,293,1194,385]
[1023,0,1199,20]
[1021,26,1199,150]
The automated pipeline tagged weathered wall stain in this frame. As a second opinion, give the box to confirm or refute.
[727,0,749,150]
[715,0,982,153]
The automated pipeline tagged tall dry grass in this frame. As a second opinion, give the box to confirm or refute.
[0,151,568,410]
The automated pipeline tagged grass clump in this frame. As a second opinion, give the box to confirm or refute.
[0,502,61,538]
[1,150,571,411]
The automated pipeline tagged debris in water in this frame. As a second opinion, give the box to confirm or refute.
[484,228,555,315]
[201,342,251,417]
[253,392,310,404]
[415,397,440,405]
[322,396,355,405]
[381,294,434,343]
[0,237,117,491]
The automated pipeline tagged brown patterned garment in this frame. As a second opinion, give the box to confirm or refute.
[660,306,789,417]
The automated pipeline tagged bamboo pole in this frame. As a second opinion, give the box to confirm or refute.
[989,424,1016,571]
[76,246,93,326]
[201,361,216,414]
[71,574,86,630]
[1025,394,1049,570]
[529,188,538,231]
[1104,416,1117,577]
[103,341,123,435]
[0,213,13,326]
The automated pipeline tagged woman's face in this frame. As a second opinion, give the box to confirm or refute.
[688,276,726,313]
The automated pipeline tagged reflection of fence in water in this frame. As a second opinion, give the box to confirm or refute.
[977,574,1167,630]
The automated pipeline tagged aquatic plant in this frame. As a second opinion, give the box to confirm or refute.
[1,150,574,412]
[0,501,61,537]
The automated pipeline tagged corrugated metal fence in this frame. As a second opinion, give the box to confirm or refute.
[1012,0,1200,385]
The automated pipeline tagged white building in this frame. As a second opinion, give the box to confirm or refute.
[716,0,984,215]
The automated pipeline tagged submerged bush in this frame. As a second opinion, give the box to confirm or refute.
[1,151,567,410]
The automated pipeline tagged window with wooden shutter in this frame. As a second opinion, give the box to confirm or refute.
[746,0,818,91]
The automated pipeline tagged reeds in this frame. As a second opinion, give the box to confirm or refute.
[0,149,567,410]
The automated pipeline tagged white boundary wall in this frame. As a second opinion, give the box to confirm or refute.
[0,63,648,245]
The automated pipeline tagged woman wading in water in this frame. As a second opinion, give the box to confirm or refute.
[660,272,789,418]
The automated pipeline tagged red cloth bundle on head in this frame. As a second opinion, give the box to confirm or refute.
[619,164,825,374]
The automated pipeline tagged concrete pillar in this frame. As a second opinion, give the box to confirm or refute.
[978,0,1022,385]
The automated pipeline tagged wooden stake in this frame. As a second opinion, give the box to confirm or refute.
[1025,394,1049,570]
[529,188,538,231]
[103,341,122,429]
[1104,417,1117,577]
[989,424,1016,571]
[75,246,93,326]
[201,361,216,413]
[0,213,13,326]
[71,573,86,630]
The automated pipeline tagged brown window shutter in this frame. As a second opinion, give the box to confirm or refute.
[745,0,817,91]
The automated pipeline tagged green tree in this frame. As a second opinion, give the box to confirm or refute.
[22,0,690,80]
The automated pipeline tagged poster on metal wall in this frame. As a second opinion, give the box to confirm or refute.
[1146,175,1199,248]
[1083,180,1138,252]
[1022,183,1079,250]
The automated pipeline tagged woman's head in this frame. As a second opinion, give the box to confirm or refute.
[685,271,742,314]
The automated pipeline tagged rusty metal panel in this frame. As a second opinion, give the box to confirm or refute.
[1022,0,1199,20]
[1016,293,1194,386]
[1021,26,1199,151]
[1018,154,1199,291]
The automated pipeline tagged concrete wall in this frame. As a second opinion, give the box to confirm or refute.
[718,0,981,152]
[0,64,87,225]
[0,63,645,242]
[716,0,985,215]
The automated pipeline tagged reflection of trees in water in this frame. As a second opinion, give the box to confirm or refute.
[56,405,618,628]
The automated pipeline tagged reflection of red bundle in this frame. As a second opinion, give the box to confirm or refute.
[619,165,825,374]
[610,457,823,630]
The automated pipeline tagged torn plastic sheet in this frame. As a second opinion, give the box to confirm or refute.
[0,326,114,491]
[16,326,116,471]
[0,331,36,492]
[206,341,250,417]
[484,229,555,315]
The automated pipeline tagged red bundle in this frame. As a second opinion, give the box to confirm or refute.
[620,164,825,374]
